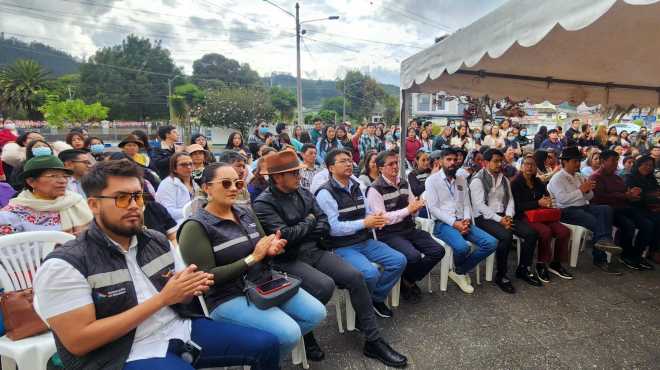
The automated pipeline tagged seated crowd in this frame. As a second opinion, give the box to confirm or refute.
[0,118,657,369]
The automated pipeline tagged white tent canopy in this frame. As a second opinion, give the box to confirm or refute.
[400,0,660,107]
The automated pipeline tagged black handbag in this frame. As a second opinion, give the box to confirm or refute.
[243,271,302,310]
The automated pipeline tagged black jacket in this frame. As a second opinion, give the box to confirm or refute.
[510,174,549,218]
[253,184,330,262]
[149,145,175,180]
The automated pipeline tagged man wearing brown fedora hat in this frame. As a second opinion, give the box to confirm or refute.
[254,149,408,368]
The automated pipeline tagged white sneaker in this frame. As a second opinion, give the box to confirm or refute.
[449,271,474,294]
[465,273,472,285]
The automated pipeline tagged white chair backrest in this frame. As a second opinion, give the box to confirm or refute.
[0,231,75,292]
[171,241,211,318]
[182,201,193,219]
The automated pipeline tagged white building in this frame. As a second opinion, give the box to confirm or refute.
[410,92,466,121]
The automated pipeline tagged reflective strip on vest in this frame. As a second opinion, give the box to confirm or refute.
[141,252,175,277]
[87,269,131,288]
[382,188,409,201]
[338,204,365,214]
[417,173,429,181]
[213,232,260,252]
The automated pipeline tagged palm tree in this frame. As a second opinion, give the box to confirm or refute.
[0,59,50,116]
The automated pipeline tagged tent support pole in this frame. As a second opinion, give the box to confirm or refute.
[399,89,408,180]
[456,69,660,92]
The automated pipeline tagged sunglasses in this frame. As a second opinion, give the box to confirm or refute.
[94,192,145,209]
[208,179,245,190]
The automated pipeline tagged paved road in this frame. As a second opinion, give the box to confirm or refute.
[283,251,660,369]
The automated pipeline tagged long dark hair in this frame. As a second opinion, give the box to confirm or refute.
[533,150,549,172]
[226,132,244,149]
[191,133,210,151]
[631,155,655,178]
[360,151,378,177]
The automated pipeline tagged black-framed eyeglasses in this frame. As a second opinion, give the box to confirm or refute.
[94,192,145,209]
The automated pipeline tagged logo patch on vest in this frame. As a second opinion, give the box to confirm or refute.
[457,185,464,191]
[95,287,127,299]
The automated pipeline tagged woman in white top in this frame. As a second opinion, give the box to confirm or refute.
[483,125,505,149]
[155,152,200,225]
[580,148,601,177]
[450,125,476,151]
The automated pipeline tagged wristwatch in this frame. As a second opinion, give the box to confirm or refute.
[244,254,257,267]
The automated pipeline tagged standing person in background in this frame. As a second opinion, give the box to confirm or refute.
[565,119,582,146]
[358,151,379,187]
[65,131,86,150]
[59,149,93,198]
[533,126,547,150]
[300,144,321,190]
[226,132,248,152]
[408,150,431,197]
[351,124,365,164]
[310,118,324,144]
[293,125,308,144]
[505,130,521,156]
[359,122,384,160]
[511,155,573,282]
[483,125,505,150]
[404,127,422,165]
[85,136,106,160]
[580,148,601,177]
[155,152,199,225]
[248,121,269,158]
[149,125,179,179]
[336,125,353,154]
[606,127,620,147]
[499,119,512,136]
[433,126,453,150]
[217,151,251,206]
[419,128,433,153]
[540,129,564,152]
[450,125,475,151]
[578,124,597,148]
[634,127,651,154]
[316,125,344,164]
[594,125,609,150]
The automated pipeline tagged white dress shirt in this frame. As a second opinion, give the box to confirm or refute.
[34,236,191,362]
[425,169,471,226]
[469,170,514,222]
[547,168,593,208]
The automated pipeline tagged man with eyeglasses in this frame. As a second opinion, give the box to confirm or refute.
[366,150,444,303]
[33,159,280,370]
[254,150,408,367]
[59,149,94,198]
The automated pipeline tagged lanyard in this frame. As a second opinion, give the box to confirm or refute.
[444,177,456,199]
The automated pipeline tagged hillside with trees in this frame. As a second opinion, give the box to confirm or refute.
[0,35,79,76]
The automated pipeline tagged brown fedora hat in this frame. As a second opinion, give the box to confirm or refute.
[260,149,305,175]
[118,134,144,148]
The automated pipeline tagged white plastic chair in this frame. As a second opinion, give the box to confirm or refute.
[561,223,592,267]
[0,231,75,370]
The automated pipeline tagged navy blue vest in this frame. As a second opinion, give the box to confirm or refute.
[370,176,415,237]
[317,178,370,249]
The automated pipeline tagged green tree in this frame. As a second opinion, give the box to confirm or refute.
[169,83,205,138]
[192,53,261,89]
[269,86,296,122]
[79,35,181,120]
[320,96,345,116]
[382,95,400,124]
[44,74,81,101]
[198,87,274,137]
[318,109,337,124]
[336,71,385,121]
[0,59,50,119]
[39,99,109,128]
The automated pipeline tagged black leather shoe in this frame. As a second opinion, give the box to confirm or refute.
[373,301,393,318]
[515,267,543,287]
[303,332,325,361]
[494,276,516,294]
[364,338,408,368]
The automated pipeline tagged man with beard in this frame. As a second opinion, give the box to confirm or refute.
[426,148,498,294]
[33,159,280,370]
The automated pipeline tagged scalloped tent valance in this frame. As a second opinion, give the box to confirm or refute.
[400,0,660,107]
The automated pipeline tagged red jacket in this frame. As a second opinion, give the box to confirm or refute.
[405,138,422,162]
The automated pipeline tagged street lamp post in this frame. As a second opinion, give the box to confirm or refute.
[263,1,338,126]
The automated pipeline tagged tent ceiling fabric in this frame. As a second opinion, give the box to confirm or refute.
[400,0,660,106]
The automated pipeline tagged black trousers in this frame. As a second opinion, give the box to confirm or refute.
[273,250,381,342]
[475,216,538,278]
[613,206,654,262]
[379,229,445,283]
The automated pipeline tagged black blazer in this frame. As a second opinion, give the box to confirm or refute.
[510,174,549,218]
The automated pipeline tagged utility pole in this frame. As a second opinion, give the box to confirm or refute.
[168,78,174,124]
[295,3,303,126]
[342,82,347,123]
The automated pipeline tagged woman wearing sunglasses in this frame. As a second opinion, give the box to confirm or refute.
[0,155,93,235]
[177,162,326,360]
[155,152,200,225]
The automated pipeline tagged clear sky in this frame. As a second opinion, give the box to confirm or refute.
[0,0,508,85]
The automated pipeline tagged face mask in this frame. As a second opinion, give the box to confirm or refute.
[521,130,527,136]
[259,127,269,135]
[393,132,399,140]
[90,143,105,154]
[31,146,52,157]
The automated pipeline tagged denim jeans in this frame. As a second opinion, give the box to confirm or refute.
[210,289,326,358]
[334,239,407,303]
[123,318,280,370]
[560,205,613,264]
[433,222,498,275]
